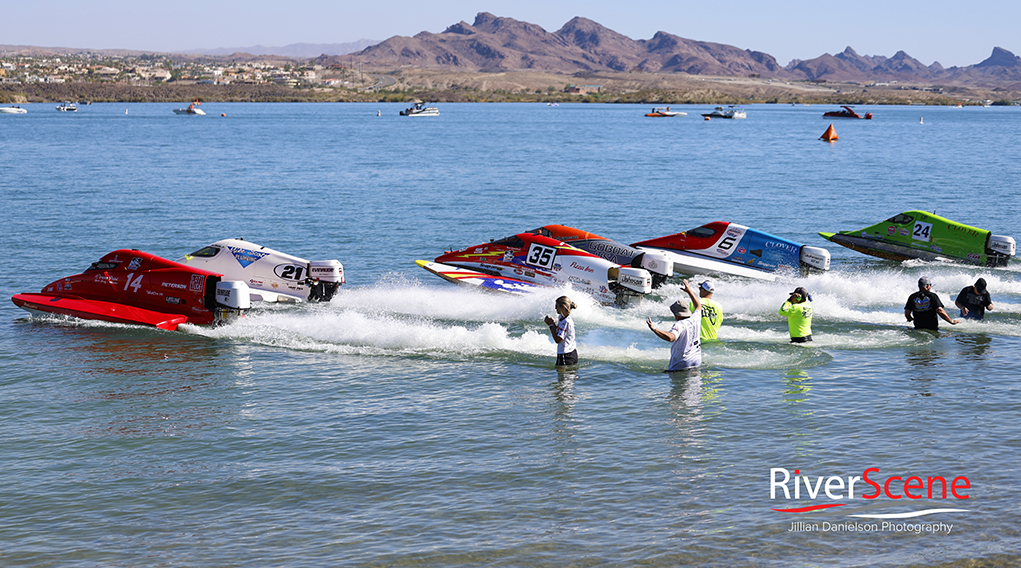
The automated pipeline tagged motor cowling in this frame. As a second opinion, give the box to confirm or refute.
[634,250,673,278]
[307,260,344,302]
[215,280,251,310]
[613,266,653,295]
[214,280,251,325]
[988,235,1016,257]
[800,246,831,272]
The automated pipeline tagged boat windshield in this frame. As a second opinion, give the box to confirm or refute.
[187,246,221,258]
[886,214,914,224]
[685,226,718,239]
[492,236,525,248]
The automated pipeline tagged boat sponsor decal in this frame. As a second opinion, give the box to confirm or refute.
[618,274,648,288]
[569,261,594,274]
[190,274,204,292]
[568,276,592,286]
[227,246,270,268]
[912,222,932,242]
[166,297,183,304]
[738,248,746,254]
[94,274,117,285]
[946,224,984,238]
[162,281,187,290]
[274,264,306,281]
[525,243,558,269]
[128,257,143,271]
[769,467,971,531]
[887,226,897,235]
[600,286,609,294]
[967,253,981,262]
[502,251,515,263]
[249,279,265,287]
[271,282,279,288]
[765,241,799,253]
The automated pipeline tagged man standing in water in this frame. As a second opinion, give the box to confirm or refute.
[691,280,722,341]
[955,277,994,320]
[647,280,702,371]
[905,276,959,330]
[779,286,813,343]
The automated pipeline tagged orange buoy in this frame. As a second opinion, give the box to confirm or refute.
[820,123,838,141]
[704,116,710,121]
[221,113,226,117]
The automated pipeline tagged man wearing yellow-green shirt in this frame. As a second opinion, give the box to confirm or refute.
[691,280,723,341]
[779,286,813,343]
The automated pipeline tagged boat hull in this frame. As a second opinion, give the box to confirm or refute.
[415,260,541,295]
[12,293,189,330]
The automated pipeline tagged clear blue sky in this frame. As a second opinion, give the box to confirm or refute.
[4,0,1018,68]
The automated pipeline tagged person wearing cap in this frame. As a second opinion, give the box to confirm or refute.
[955,278,994,320]
[544,296,578,367]
[690,280,723,341]
[647,280,702,371]
[905,276,959,330]
[779,286,813,343]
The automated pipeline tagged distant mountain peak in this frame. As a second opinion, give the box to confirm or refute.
[977,46,1021,67]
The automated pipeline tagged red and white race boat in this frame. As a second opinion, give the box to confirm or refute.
[631,222,831,281]
[12,249,250,330]
[418,232,653,306]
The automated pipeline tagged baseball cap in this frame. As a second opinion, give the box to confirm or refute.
[975,278,987,292]
[670,300,692,318]
[700,280,714,293]
[790,286,810,299]
[918,276,932,287]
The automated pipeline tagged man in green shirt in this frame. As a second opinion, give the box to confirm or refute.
[779,286,813,343]
[691,280,723,341]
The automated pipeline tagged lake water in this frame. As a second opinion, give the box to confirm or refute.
[1,102,1019,566]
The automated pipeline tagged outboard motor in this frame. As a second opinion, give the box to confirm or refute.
[633,250,674,288]
[214,280,251,325]
[987,235,1016,267]
[306,260,345,302]
[609,266,653,307]
[799,246,831,274]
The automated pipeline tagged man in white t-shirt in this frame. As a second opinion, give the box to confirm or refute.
[646,280,703,371]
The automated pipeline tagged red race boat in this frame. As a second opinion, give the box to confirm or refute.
[12,249,250,330]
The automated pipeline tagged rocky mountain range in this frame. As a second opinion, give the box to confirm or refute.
[323,12,1021,89]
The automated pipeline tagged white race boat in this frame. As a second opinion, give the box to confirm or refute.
[0,106,27,114]
[400,102,439,116]
[176,238,344,303]
[56,101,77,112]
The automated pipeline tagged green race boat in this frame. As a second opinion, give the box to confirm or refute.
[820,211,1015,266]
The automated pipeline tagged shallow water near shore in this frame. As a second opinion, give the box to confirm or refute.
[1,102,1020,566]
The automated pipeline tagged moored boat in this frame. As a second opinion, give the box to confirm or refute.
[701,106,746,119]
[400,102,439,116]
[56,101,77,112]
[822,105,872,119]
[0,106,27,114]
[645,107,686,117]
